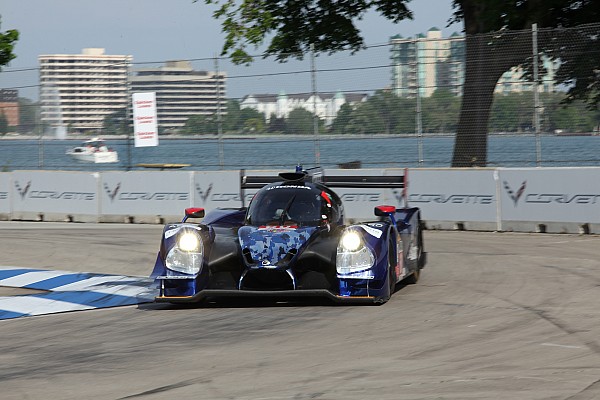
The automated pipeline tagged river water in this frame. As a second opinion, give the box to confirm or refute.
[1,134,599,171]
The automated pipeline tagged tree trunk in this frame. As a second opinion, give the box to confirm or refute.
[452,29,535,167]
[451,35,504,167]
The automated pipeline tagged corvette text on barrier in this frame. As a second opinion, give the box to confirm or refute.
[150,167,426,304]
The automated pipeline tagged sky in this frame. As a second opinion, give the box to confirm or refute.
[0,0,462,100]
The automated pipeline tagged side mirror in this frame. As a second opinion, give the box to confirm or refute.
[374,205,396,217]
[185,207,205,219]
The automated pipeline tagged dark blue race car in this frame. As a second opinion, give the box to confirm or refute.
[151,167,426,304]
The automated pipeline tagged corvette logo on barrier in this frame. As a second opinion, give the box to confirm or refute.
[195,183,213,203]
[104,182,121,202]
[14,180,31,200]
[503,180,527,206]
[103,182,188,201]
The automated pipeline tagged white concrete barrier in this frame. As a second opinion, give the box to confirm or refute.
[99,171,192,223]
[11,171,99,222]
[497,168,600,234]
[0,173,10,220]
[2,167,599,234]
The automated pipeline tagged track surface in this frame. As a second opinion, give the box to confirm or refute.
[0,221,599,399]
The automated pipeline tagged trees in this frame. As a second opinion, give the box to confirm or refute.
[202,0,600,166]
[18,98,37,134]
[450,1,599,166]
[0,18,19,70]
[422,90,460,134]
[183,114,218,134]
[103,109,128,135]
[286,108,317,135]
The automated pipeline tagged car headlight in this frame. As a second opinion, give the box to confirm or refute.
[178,232,201,252]
[165,231,204,275]
[336,230,375,277]
[341,231,362,251]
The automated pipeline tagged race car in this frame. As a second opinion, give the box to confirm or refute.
[151,167,425,304]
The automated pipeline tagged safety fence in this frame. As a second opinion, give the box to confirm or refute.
[1,23,599,169]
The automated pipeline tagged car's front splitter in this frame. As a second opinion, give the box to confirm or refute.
[155,288,384,305]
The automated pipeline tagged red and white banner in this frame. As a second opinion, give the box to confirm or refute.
[132,92,159,147]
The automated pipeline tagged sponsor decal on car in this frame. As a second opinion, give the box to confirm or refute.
[258,225,298,232]
[359,224,383,238]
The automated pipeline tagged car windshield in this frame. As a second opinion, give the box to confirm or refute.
[246,186,322,227]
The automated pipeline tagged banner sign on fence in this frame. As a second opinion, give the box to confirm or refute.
[132,92,159,147]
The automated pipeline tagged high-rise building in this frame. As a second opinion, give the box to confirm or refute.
[130,61,226,132]
[39,48,131,134]
[391,28,556,98]
[391,28,465,98]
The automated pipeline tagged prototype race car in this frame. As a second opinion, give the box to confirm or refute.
[151,167,426,304]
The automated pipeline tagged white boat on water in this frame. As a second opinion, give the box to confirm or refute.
[66,138,119,163]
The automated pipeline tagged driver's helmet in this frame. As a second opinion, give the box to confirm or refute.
[246,184,322,226]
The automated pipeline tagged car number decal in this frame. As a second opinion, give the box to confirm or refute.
[164,227,179,239]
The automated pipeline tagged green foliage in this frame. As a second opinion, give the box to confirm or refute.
[329,103,354,135]
[286,108,317,135]
[182,99,269,135]
[489,93,533,133]
[199,1,600,166]
[0,17,19,70]
[267,114,286,134]
[223,100,242,131]
[327,90,598,135]
[422,90,460,133]
[102,109,128,135]
[202,0,411,64]
[329,91,418,135]
[183,114,218,135]
[18,98,38,134]
[243,117,265,134]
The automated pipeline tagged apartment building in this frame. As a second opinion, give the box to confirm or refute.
[39,48,131,134]
[390,28,464,98]
[130,61,226,132]
[390,28,555,98]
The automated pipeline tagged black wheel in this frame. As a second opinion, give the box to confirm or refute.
[389,238,398,295]
[377,242,396,305]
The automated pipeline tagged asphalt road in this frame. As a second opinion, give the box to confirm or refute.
[0,221,599,400]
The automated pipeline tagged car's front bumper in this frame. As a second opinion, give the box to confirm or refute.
[155,288,384,304]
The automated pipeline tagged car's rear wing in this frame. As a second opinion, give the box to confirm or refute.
[239,167,408,207]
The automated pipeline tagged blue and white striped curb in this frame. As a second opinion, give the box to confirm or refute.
[0,267,158,320]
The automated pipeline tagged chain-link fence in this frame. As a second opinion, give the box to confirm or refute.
[0,22,599,171]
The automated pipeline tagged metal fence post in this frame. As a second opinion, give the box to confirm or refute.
[415,37,424,166]
[215,55,224,170]
[310,44,320,166]
[532,23,542,166]
[126,61,132,171]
